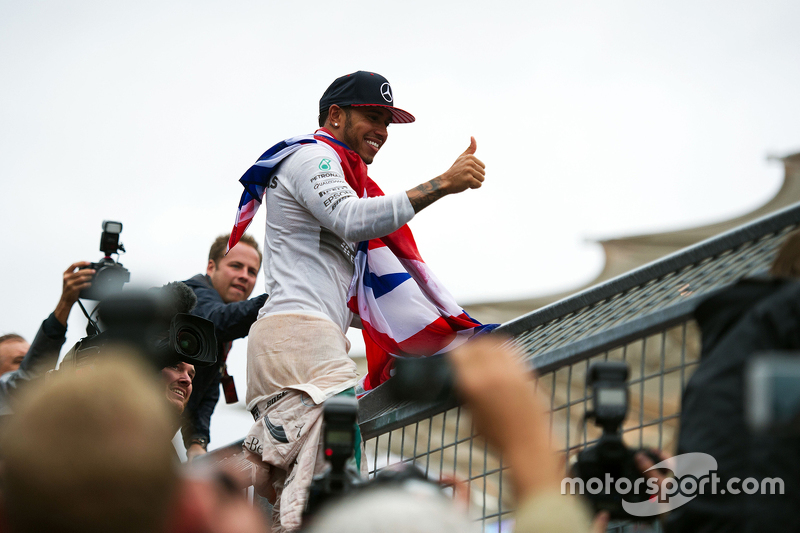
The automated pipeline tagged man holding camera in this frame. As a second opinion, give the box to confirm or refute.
[180,234,267,461]
[230,71,486,531]
[0,261,94,416]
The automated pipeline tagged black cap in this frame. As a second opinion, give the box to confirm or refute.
[319,71,415,124]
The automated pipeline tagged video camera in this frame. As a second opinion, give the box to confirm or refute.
[570,361,657,520]
[62,289,218,372]
[59,220,218,372]
[387,354,456,403]
[303,396,434,522]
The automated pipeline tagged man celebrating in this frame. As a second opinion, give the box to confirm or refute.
[230,71,488,531]
[181,235,267,461]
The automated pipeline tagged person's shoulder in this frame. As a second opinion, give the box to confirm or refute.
[182,273,211,290]
[282,141,340,174]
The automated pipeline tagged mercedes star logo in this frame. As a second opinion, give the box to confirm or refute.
[380,82,393,103]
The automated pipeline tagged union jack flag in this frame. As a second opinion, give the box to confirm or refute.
[227,135,318,253]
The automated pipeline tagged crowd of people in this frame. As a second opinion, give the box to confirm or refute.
[0,69,797,533]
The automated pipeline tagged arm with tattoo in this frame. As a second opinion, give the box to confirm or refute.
[407,178,448,213]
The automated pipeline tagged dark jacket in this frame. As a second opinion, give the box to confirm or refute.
[665,278,800,533]
[180,274,267,448]
[0,313,68,415]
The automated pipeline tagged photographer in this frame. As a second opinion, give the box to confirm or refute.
[180,234,267,461]
[663,230,800,532]
[0,261,94,416]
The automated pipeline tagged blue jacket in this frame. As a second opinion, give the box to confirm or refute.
[0,313,67,415]
[180,274,267,448]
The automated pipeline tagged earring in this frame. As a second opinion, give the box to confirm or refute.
[334,123,339,127]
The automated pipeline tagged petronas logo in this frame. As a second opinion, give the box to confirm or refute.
[319,159,332,171]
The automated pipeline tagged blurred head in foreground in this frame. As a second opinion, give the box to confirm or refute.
[301,484,477,533]
[0,355,179,533]
[173,463,271,533]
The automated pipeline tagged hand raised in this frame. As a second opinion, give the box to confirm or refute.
[406,137,487,213]
[62,261,94,305]
[439,136,485,194]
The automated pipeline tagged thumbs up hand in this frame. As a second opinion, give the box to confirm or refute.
[439,136,485,194]
[405,137,487,213]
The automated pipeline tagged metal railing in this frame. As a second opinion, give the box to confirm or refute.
[357,202,800,532]
[206,202,800,531]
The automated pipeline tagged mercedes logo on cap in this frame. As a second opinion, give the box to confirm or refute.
[380,82,393,103]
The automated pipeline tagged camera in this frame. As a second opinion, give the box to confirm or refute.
[60,220,218,372]
[387,354,456,403]
[303,396,434,522]
[304,396,364,518]
[61,289,218,372]
[571,361,656,521]
[80,220,130,301]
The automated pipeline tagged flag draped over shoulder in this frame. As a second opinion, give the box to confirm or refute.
[227,134,319,254]
[229,128,497,394]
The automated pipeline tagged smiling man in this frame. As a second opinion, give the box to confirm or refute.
[161,361,194,416]
[180,234,268,461]
[229,71,487,532]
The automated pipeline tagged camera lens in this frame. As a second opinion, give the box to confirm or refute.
[168,314,217,367]
[176,329,201,356]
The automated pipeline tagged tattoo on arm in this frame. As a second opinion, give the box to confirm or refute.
[407,178,447,213]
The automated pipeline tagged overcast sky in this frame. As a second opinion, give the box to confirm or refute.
[2,0,799,450]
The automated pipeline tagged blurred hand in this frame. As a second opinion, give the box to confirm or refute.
[635,449,673,486]
[186,443,208,462]
[590,511,610,533]
[449,336,561,499]
[450,336,596,531]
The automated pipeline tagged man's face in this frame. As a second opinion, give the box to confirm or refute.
[161,362,194,414]
[339,107,391,165]
[207,244,260,304]
[0,339,29,375]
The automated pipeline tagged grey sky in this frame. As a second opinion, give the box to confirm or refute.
[2,0,798,449]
